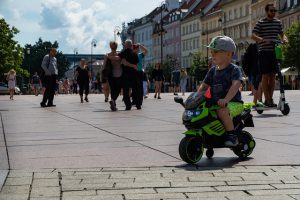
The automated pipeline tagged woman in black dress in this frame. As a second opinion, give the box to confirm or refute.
[75,59,91,103]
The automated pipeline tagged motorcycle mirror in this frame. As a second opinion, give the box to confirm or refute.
[174,97,185,107]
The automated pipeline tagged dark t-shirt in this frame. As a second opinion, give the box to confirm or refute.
[118,48,139,74]
[172,69,180,83]
[32,75,40,84]
[76,66,89,82]
[203,63,243,103]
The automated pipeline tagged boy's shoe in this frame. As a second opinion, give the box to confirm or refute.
[105,97,108,102]
[157,96,161,99]
[40,102,47,107]
[154,94,157,98]
[84,97,89,102]
[136,105,141,110]
[224,134,238,147]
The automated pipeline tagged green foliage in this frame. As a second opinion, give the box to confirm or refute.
[23,38,69,80]
[0,18,25,80]
[189,51,208,82]
[283,22,300,73]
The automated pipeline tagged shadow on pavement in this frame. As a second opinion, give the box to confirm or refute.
[175,157,254,171]
[254,114,284,118]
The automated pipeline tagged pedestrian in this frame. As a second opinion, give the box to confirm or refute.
[40,48,58,107]
[108,39,139,110]
[198,36,244,147]
[75,59,91,103]
[180,68,188,96]
[252,2,288,107]
[6,69,16,100]
[72,79,78,94]
[31,72,41,96]
[151,63,164,99]
[171,63,180,95]
[104,41,122,111]
[101,65,110,103]
[132,43,148,106]
[143,72,149,99]
[242,43,262,106]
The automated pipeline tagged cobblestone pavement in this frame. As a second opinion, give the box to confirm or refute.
[1,91,300,199]
[1,166,300,200]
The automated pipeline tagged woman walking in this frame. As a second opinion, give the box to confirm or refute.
[151,63,164,99]
[105,41,122,111]
[6,69,16,100]
[75,59,91,103]
[180,68,188,96]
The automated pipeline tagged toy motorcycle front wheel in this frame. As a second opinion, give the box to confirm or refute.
[179,136,203,164]
[232,130,256,159]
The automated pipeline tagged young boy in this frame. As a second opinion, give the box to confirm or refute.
[198,36,244,147]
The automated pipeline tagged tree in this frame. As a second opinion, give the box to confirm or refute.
[0,18,26,81]
[189,51,208,83]
[23,38,70,81]
[283,22,300,73]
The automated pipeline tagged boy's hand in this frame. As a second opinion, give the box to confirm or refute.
[217,99,228,108]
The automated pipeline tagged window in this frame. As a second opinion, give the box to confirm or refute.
[142,33,144,41]
[189,24,192,33]
[229,10,232,20]
[193,23,196,32]
[234,8,238,19]
[197,22,200,31]
[183,26,185,35]
[246,4,249,16]
[240,7,243,17]
[193,39,196,49]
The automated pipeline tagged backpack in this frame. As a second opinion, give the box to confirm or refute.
[242,43,258,76]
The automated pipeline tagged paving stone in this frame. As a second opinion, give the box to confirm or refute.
[186,191,250,198]
[62,194,123,200]
[156,186,215,193]
[248,189,300,196]
[96,188,156,195]
[215,184,274,191]
[102,167,150,172]
[271,183,300,189]
[226,180,282,186]
[7,172,33,178]
[82,178,134,184]
[290,194,300,199]
[4,177,32,186]
[31,198,60,200]
[189,176,243,182]
[0,194,28,200]
[34,172,59,179]
[30,186,60,198]
[0,185,30,194]
[115,181,170,188]
[33,178,59,187]
[124,193,186,200]
[228,194,294,200]
[170,181,227,187]
[62,174,110,180]
[61,183,114,191]
[63,190,96,197]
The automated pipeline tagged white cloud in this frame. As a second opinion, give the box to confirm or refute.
[2,0,163,53]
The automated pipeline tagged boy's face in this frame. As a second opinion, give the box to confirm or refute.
[210,49,232,66]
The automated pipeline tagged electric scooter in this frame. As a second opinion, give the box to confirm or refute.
[255,40,290,115]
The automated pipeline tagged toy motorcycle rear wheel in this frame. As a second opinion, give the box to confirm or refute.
[281,103,290,115]
[179,136,203,164]
[206,148,214,159]
[232,131,256,159]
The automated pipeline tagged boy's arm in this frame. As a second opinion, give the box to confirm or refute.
[218,80,241,107]
[121,59,137,69]
[197,82,209,92]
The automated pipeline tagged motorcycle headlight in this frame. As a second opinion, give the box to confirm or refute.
[183,109,203,121]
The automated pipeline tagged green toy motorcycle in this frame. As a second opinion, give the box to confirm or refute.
[174,92,256,164]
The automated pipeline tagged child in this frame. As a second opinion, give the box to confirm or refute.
[198,36,244,147]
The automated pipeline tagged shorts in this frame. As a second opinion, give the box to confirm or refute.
[33,84,40,89]
[258,51,277,74]
[248,74,261,90]
[228,102,244,118]
[173,79,180,87]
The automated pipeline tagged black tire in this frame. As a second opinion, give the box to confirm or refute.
[206,148,214,159]
[232,130,256,159]
[281,103,290,115]
[257,110,263,114]
[179,136,203,164]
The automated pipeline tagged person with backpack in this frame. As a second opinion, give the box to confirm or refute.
[242,43,262,106]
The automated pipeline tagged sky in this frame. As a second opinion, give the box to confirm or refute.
[0,0,162,54]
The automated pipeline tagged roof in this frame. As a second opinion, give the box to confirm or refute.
[181,0,211,21]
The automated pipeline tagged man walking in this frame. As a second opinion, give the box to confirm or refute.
[40,48,58,107]
[252,3,288,107]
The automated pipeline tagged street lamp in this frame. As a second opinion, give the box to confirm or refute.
[114,26,121,42]
[201,31,209,66]
[160,1,169,66]
[26,47,31,76]
[73,48,78,79]
[91,39,97,79]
